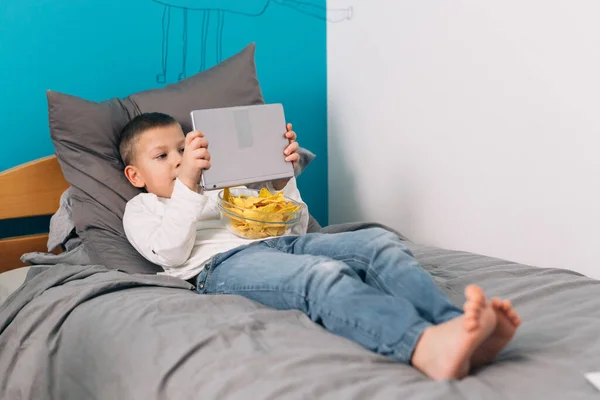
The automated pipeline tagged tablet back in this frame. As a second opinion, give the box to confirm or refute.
[190,104,293,190]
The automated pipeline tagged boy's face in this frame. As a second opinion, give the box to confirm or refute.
[124,124,185,198]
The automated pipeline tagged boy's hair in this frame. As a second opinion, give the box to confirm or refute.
[119,112,179,165]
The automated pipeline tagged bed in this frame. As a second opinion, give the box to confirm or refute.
[1,155,600,400]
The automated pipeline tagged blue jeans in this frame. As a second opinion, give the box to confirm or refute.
[194,228,463,363]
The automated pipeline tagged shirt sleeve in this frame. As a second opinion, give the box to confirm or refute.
[266,178,309,236]
[123,178,209,268]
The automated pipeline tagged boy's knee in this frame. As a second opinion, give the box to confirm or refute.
[317,259,345,272]
[303,258,355,294]
[309,258,345,273]
[306,258,351,282]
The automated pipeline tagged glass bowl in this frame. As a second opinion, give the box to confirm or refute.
[217,187,302,239]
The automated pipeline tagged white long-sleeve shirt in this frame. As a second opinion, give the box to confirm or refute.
[123,177,309,280]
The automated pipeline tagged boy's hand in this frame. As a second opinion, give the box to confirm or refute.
[179,131,211,192]
[271,123,299,191]
[283,123,300,168]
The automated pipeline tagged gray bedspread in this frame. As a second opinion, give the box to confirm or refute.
[1,233,600,399]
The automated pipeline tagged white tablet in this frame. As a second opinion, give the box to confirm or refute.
[190,104,294,190]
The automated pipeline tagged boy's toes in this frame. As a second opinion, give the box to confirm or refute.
[464,304,480,315]
[509,312,522,326]
[463,309,480,331]
[491,297,503,309]
[466,285,485,303]
[491,298,522,327]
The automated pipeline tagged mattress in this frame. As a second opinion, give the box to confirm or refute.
[1,239,599,399]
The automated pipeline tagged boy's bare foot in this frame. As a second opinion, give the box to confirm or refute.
[411,285,496,380]
[471,297,521,367]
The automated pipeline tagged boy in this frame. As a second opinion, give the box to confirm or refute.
[121,112,521,381]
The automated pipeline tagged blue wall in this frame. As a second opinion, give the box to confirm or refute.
[0,0,328,226]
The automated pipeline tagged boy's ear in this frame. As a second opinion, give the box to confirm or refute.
[124,165,145,189]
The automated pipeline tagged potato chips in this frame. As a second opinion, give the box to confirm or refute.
[220,187,302,239]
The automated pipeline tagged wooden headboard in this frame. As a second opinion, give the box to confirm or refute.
[0,156,69,273]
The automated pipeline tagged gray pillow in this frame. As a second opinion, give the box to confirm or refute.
[48,43,276,274]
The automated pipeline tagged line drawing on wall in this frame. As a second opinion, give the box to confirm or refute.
[152,0,353,83]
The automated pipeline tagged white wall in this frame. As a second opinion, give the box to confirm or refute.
[327,0,600,279]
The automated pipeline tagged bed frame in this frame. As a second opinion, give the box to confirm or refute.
[0,155,69,273]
